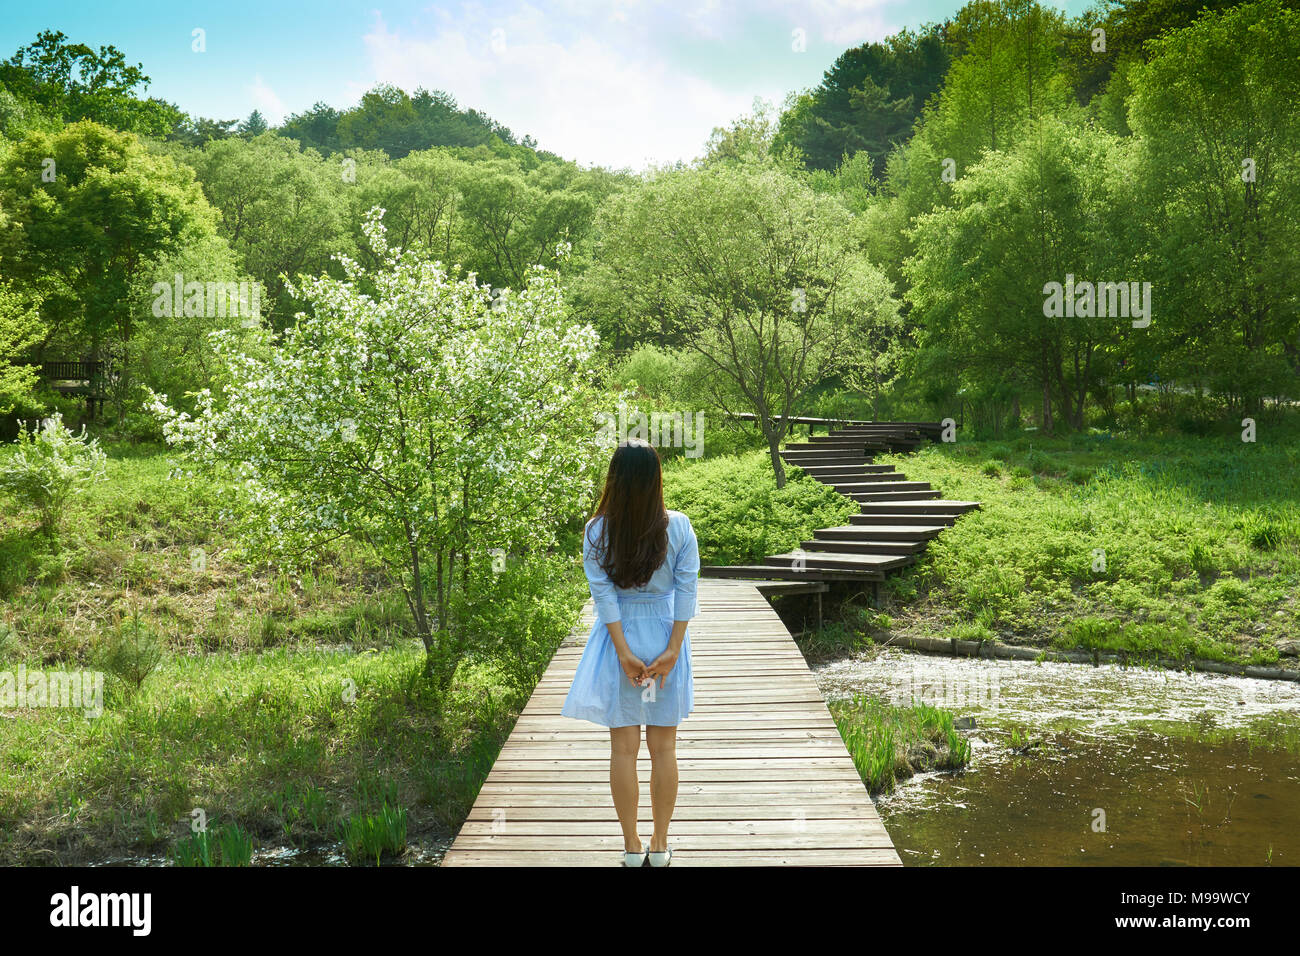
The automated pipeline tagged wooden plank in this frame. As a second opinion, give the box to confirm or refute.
[442,579,900,867]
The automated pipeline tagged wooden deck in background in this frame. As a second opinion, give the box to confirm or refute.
[442,578,901,866]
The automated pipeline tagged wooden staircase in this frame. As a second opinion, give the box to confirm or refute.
[701,422,979,592]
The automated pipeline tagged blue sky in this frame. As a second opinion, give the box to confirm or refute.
[2,1,1091,169]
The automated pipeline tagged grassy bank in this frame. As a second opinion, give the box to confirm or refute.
[0,444,586,865]
[853,426,1300,667]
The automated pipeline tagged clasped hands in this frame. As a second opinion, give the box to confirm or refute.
[619,646,678,690]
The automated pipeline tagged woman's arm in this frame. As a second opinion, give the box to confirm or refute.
[647,516,700,688]
[583,521,646,685]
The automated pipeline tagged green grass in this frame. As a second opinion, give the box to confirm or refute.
[172,822,256,867]
[0,642,522,864]
[337,782,409,866]
[0,443,586,865]
[871,426,1300,665]
[830,696,972,795]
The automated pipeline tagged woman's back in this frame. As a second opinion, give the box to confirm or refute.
[583,509,699,606]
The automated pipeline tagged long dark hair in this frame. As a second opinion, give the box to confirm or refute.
[591,439,669,589]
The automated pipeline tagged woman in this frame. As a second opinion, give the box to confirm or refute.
[561,439,700,867]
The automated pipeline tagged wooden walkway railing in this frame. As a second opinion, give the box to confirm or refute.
[442,578,900,866]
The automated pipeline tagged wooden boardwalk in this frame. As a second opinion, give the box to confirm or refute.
[442,579,900,866]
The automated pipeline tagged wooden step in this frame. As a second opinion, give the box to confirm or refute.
[818,524,946,541]
[822,472,909,486]
[831,479,930,493]
[780,454,871,467]
[790,464,892,477]
[847,489,941,502]
[802,538,926,555]
[765,551,916,573]
[857,500,980,515]
[700,564,884,582]
[830,432,922,442]
[804,434,876,444]
[832,429,925,437]
[851,513,959,527]
[784,441,867,453]
[782,449,870,459]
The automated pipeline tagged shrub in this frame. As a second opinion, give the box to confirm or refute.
[1024,449,1056,474]
[454,552,587,703]
[612,345,688,404]
[97,612,164,699]
[0,413,107,535]
[662,450,855,564]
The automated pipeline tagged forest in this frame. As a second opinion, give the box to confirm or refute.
[1,0,1298,868]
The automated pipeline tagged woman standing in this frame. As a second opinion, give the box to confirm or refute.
[561,439,700,867]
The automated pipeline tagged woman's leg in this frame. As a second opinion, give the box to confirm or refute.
[645,724,678,853]
[609,725,642,853]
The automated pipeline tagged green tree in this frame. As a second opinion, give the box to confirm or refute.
[0,31,183,136]
[187,133,348,322]
[584,160,896,486]
[167,114,240,147]
[0,280,42,413]
[454,156,605,290]
[0,121,218,410]
[1126,0,1300,414]
[774,26,951,177]
[279,101,343,153]
[342,148,464,267]
[237,109,268,138]
[906,117,1130,433]
[926,0,1071,171]
[152,210,603,686]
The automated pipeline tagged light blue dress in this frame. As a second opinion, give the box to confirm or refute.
[561,510,700,728]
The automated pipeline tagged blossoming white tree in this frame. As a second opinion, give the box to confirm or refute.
[152,209,604,683]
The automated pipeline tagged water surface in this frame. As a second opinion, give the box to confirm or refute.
[813,649,1300,866]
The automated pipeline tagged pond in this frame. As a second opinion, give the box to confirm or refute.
[812,648,1300,866]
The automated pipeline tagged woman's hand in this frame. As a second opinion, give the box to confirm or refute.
[644,646,679,689]
[618,649,648,687]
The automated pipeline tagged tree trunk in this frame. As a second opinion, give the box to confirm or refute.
[406,542,432,651]
[872,356,880,422]
[767,432,787,489]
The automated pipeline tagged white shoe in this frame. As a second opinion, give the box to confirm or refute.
[622,840,647,867]
[647,845,672,867]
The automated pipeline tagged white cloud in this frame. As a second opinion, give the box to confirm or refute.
[796,0,894,46]
[359,7,756,169]
[248,75,286,125]
[351,0,912,169]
